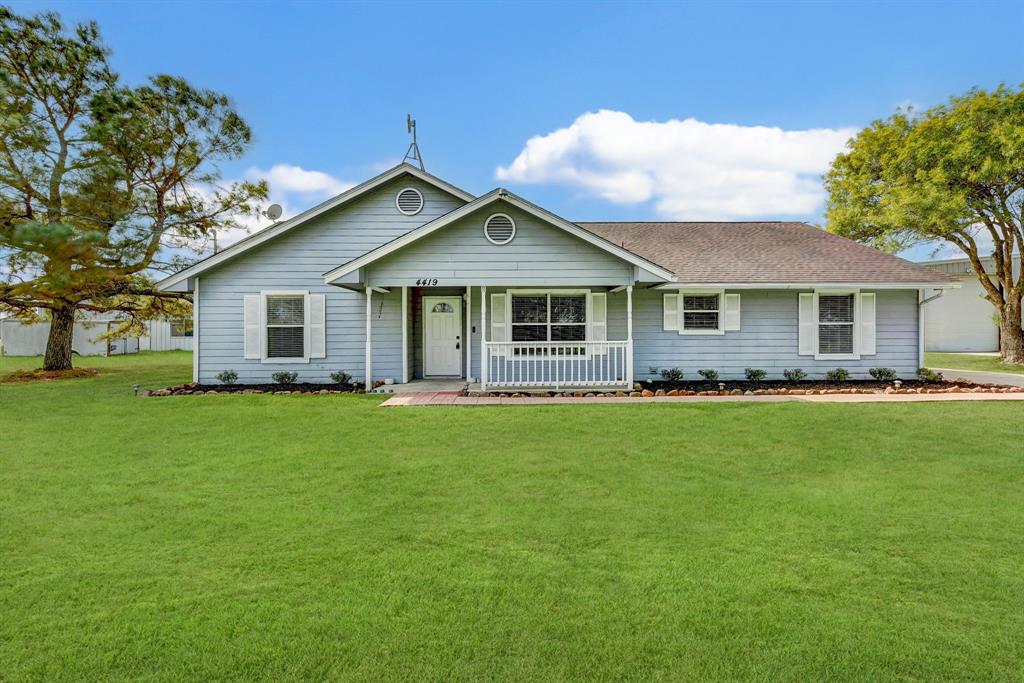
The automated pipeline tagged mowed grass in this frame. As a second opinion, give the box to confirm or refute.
[926,351,1024,375]
[2,352,1023,681]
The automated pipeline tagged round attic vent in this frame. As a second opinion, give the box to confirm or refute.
[395,187,423,215]
[484,213,516,245]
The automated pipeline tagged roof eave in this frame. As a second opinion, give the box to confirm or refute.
[654,281,962,290]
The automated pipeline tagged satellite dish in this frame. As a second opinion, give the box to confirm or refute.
[265,204,283,221]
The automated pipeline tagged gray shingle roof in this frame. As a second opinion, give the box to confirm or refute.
[576,221,956,284]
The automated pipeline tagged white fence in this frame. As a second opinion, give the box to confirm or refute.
[482,341,630,390]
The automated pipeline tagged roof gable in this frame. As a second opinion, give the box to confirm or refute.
[157,163,474,290]
[323,189,676,285]
[361,201,636,287]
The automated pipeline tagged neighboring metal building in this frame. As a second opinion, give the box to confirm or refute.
[0,314,193,356]
[140,319,194,352]
[919,255,1022,352]
[0,312,140,356]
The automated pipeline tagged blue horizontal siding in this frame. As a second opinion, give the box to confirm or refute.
[631,289,919,380]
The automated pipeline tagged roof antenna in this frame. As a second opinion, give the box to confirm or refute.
[402,114,425,171]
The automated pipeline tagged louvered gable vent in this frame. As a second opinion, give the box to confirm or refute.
[395,187,423,215]
[484,213,516,244]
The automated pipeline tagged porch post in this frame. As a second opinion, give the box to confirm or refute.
[401,286,408,384]
[465,286,472,381]
[365,287,373,391]
[192,277,200,383]
[480,286,487,391]
[626,285,634,389]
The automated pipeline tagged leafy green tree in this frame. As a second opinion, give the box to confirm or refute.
[0,8,266,370]
[825,85,1024,364]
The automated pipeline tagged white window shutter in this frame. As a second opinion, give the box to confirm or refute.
[860,292,876,356]
[663,293,678,331]
[798,293,815,356]
[490,293,508,358]
[490,293,507,342]
[723,293,741,331]
[309,294,326,358]
[244,295,261,359]
[588,292,608,356]
[588,292,607,341]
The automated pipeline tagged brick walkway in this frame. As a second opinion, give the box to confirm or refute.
[381,391,1024,407]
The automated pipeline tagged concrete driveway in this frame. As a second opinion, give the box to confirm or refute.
[932,368,1024,388]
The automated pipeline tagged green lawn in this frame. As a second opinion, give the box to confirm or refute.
[926,351,1024,375]
[2,352,1023,681]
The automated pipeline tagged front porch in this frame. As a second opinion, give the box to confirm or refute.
[364,284,636,392]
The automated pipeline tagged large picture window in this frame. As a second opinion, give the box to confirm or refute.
[266,294,305,358]
[510,293,586,342]
[818,294,855,355]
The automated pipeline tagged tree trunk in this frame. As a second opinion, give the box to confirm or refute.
[43,305,76,371]
[999,295,1024,365]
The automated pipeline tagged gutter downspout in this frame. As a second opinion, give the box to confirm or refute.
[918,288,945,367]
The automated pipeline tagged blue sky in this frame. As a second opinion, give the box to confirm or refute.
[13,0,1024,258]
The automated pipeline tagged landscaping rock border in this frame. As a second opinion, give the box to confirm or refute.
[466,380,1023,399]
[142,382,363,396]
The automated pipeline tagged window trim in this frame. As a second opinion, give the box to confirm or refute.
[395,187,424,216]
[260,289,310,364]
[678,289,725,335]
[506,289,589,343]
[814,289,860,360]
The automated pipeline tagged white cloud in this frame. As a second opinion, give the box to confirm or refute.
[496,110,857,220]
[245,164,353,198]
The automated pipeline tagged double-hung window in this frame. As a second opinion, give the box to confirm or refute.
[817,294,855,356]
[681,294,720,332]
[510,292,586,354]
[265,294,305,359]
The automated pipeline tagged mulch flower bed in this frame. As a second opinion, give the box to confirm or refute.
[468,378,1023,399]
[2,367,100,383]
[143,382,363,396]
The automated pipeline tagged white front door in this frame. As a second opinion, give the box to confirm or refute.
[424,296,462,376]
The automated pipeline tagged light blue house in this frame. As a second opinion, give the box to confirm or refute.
[158,163,956,389]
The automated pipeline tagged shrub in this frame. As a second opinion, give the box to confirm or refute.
[215,369,238,385]
[698,369,719,381]
[660,368,684,382]
[271,371,298,385]
[782,368,807,382]
[825,368,850,382]
[744,368,767,381]
[868,367,897,381]
[330,370,352,385]
[917,367,944,383]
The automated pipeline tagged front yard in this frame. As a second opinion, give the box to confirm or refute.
[2,352,1023,681]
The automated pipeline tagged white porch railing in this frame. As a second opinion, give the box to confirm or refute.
[482,341,631,390]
